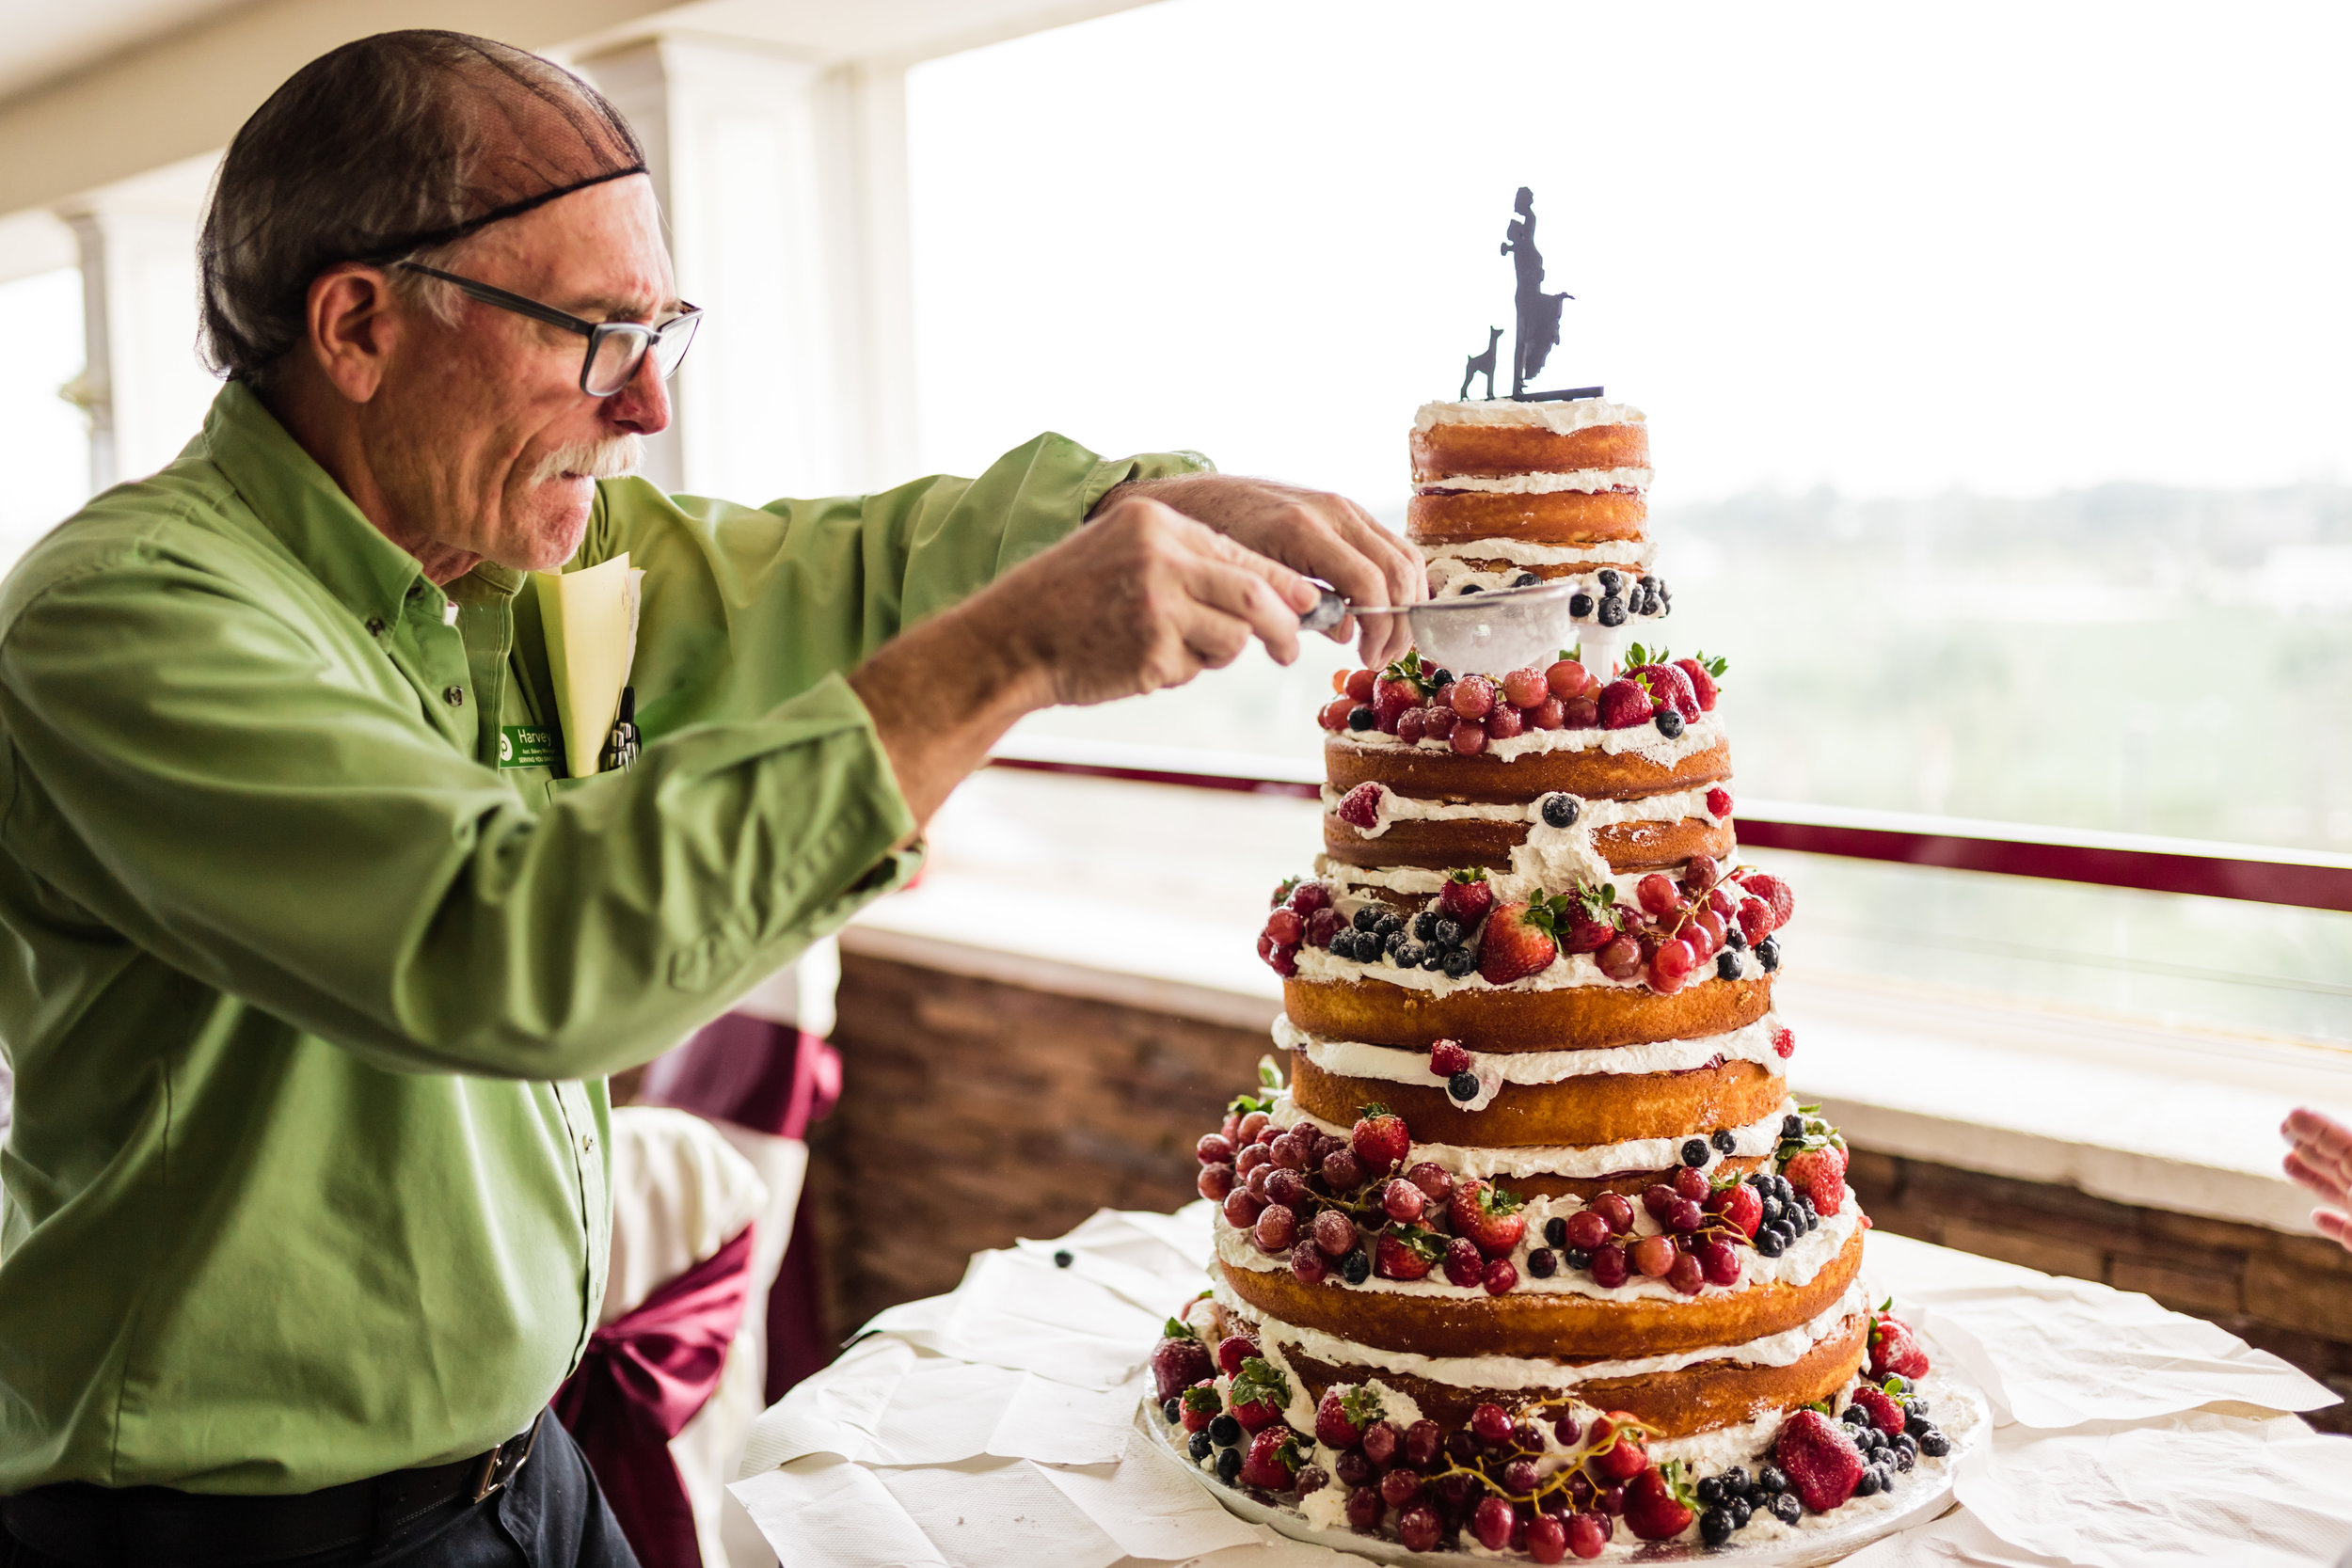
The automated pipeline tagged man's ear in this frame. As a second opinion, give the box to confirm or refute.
[303,264,404,404]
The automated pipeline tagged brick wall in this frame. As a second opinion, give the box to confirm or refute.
[806,954,2352,1433]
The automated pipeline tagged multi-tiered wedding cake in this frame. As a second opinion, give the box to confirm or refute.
[1151,400,1956,1559]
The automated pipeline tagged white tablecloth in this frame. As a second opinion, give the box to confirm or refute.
[731,1203,2352,1567]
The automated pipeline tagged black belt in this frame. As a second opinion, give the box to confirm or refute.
[0,1412,541,1567]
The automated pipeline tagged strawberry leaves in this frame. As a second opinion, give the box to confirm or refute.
[1777,1103,1845,1164]
[1338,1386,1385,1429]
[1230,1355,1292,1413]
[1384,1224,1446,1264]
[1380,649,1434,697]
[1163,1316,1198,1341]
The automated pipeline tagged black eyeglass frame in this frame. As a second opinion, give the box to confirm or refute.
[395,261,702,398]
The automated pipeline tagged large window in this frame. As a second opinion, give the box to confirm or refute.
[904,1,2352,1047]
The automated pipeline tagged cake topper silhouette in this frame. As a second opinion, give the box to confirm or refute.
[1468,186,1602,403]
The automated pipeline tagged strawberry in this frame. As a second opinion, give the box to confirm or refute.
[1633,662,1699,721]
[1783,1143,1848,1216]
[1150,1323,1214,1402]
[1774,1408,1865,1513]
[1238,1425,1304,1489]
[1772,1026,1796,1059]
[1597,677,1656,729]
[1848,1385,1906,1435]
[1436,868,1495,927]
[1228,1356,1290,1432]
[1447,1177,1527,1257]
[1588,1414,1650,1481]
[1741,871,1796,930]
[1708,1181,1763,1239]
[1428,1038,1470,1077]
[1373,678,1418,733]
[1868,1306,1932,1379]
[1335,783,1385,831]
[1557,882,1621,954]
[1216,1333,1257,1377]
[1442,1235,1485,1287]
[1705,785,1734,819]
[1375,1226,1441,1281]
[1180,1381,1222,1432]
[1478,895,1571,983]
[1736,897,1776,945]
[1622,1464,1697,1541]
[1350,1106,1410,1176]
[1674,655,1724,712]
[1315,1386,1383,1449]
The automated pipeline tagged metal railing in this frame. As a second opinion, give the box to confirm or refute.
[988,738,2352,914]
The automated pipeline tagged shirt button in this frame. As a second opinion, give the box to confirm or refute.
[364,618,386,637]
[442,686,465,706]
[580,1131,596,1155]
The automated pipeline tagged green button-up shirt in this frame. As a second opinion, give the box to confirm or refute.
[0,383,1204,1495]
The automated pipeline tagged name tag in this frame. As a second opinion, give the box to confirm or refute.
[498,725,561,769]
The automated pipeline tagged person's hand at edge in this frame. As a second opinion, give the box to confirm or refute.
[2281,1107,2352,1251]
[1097,472,1425,670]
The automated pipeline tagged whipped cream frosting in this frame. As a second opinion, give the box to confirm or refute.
[1332,709,1723,769]
[1415,467,1653,496]
[1276,1013,1786,1113]
[1423,560,1673,606]
[1415,399,1646,433]
[1267,1093,1795,1185]
[1419,536,1658,571]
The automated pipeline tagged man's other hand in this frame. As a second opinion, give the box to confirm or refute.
[2282,1107,2352,1251]
[1096,473,1425,670]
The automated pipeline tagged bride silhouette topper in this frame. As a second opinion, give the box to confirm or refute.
[1461,187,1603,403]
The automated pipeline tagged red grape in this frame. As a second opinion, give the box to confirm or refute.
[1545,659,1588,699]
[1502,668,1549,708]
[1361,1420,1401,1466]
[1683,854,1719,893]
[1407,1161,1455,1202]
[1690,908,1726,954]
[1483,1258,1518,1294]
[1473,1496,1516,1549]
[1649,937,1696,992]
[1196,1133,1234,1164]
[1698,1236,1742,1286]
[1290,1241,1328,1284]
[1552,1412,1583,1447]
[1592,1191,1636,1234]
[1398,1506,1441,1552]
[1253,1203,1298,1252]
[1450,723,1489,756]
[1504,1458,1540,1494]
[1233,1143,1269,1178]
[1561,695,1600,728]
[1566,1512,1610,1558]
[1269,1132,1310,1171]
[1238,1111,1271,1143]
[1380,1466,1424,1508]
[1668,1197,1703,1233]
[1486,704,1525,739]
[1636,873,1685,919]
[1264,1169,1309,1210]
[1528,696,1565,730]
[1444,1236,1485,1287]
[1404,1419,1441,1468]
[1527,1513,1568,1563]
[1395,708,1426,745]
[1563,1210,1611,1250]
[1381,1179,1425,1223]
[1471,1404,1515,1445]
[1420,705,1455,742]
[1667,1251,1705,1295]
[1672,1165,1709,1202]
[1317,697,1353,732]
[1222,1190,1264,1229]
[1346,1486,1384,1530]
[1642,1183,1678,1220]
[1451,675,1497,719]
[1312,1208,1357,1257]
[1320,1147,1365,1190]
[1630,1235,1677,1276]
[1589,1243,1629,1288]
[1595,936,1643,980]
[1345,669,1376,702]
[1197,1163,1235,1201]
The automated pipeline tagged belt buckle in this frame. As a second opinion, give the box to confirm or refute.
[470,1412,542,1503]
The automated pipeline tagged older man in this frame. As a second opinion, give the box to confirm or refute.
[0,30,1420,1568]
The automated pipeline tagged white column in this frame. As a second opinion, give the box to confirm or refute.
[56,158,219,492]
[577,37,918,502]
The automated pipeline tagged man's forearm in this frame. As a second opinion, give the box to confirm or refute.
[848,595,1047,832]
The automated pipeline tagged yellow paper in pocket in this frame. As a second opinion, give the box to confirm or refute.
[534,553,645,779]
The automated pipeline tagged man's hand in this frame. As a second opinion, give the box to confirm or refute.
[848,494,1324,826]
[1098,473,1426,669]
[2281,1107,2352,1251]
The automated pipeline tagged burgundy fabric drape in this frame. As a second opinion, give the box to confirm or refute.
[554,1224,756,1568]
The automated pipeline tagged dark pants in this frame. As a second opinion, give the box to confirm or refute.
[0,1418,641,1568]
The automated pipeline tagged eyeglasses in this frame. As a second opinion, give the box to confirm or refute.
[396,261,702,398]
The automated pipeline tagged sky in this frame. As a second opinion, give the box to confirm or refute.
[906,0,2352,511]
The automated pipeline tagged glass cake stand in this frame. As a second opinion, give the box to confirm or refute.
[1144,1349,1988,1565]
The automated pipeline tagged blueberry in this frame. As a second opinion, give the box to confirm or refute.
[1699,1508,1733,1545]
[1164,1397,1183,1423]
[1382,932,1408,960]
[1681,1138,1708,1167]
[1721,1466,1751,1497]
[1771,1492,1801,1525]
[1696,1477,1724,1507]
[1458,582,1483,594]
[1891,1435,1917,1471]
[1756,1227,1786,1258]
[1842,1405,1870,1428]
[1440,948,1476,977]
[1716,951,1740,981]
[1756,1465,1787,1496]
[1639,588,1661,616]
[1726,1496,1752,1528]
[1188,1428,1214,1461]
[1445,1430,1479,1464]
[1569,591,1596,618]
[1375,912,1404,938]
[1908,1397,1932,1415]
[1421,947,1446,971]
[1215,1446,1243,1482]
[1759,1196,1785,1226]
[1756,935,1781,972]
[1054,1250,1073,1268]
[1448,1069,1480,1101]
[1782,1113,1804,1140]
[1544,1216,1569,1248]
[1342,1249,1371,1285]
[1429,669,1454,687]
[1346,705,1375,731]
[1724,924,1748,951]
[1655,708,1685,739]
[1527,1247,1557,1278]
[1597,594,1628,627]
[1798,1196,1820,1228]
[1597,569,1623,594]
[1512,572,1541,588]
[1539,793,1581,830]
[1433,918,1463,947]
[1918,1428,1950,1458]
[1354,907,1382,932]
[1905,1411,1934,1438]
[1854,1467,1881,1497]
[1394,942,1426,968]
[1563,1247,1591,1271]
[1210,1414,1242,1448]
[1711,1129,1737,1154]
[1413,911,1439,942]
[1773,1175,1796,1203]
